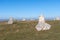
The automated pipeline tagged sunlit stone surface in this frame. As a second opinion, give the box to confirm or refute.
[55,17,60,20]
[35,15,51,31]
[8,17,13,24]
[22,18,26,21]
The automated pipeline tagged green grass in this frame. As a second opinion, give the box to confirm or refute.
[0,20,60,40]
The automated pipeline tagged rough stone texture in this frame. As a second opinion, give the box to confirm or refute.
[8,17,13,24]
[35,15,51,31]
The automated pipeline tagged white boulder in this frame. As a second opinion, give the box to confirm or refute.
[8,17,13,24]
[35,15,51,31]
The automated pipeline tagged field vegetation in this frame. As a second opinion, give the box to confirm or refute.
[0,20,60,40]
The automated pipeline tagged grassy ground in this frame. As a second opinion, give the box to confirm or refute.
[0,20,60,40]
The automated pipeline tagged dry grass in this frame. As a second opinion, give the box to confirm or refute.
[0,20,60,40]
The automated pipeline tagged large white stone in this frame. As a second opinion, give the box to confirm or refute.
[35,15,51,31]
[8,17,13,24]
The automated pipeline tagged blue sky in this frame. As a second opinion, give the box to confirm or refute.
[0,0,60,19]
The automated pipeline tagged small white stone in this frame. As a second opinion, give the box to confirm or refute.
[22,18,26,21]
[8,17,13,24]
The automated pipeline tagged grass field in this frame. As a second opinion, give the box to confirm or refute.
[0,20,60,40]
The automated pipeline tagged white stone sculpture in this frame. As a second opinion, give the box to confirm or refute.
[35,15,51,31]
[8,17,13,24]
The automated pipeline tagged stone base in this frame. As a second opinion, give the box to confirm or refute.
[35,22,51,31]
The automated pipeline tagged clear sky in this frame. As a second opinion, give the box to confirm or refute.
[0,0,60,19]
